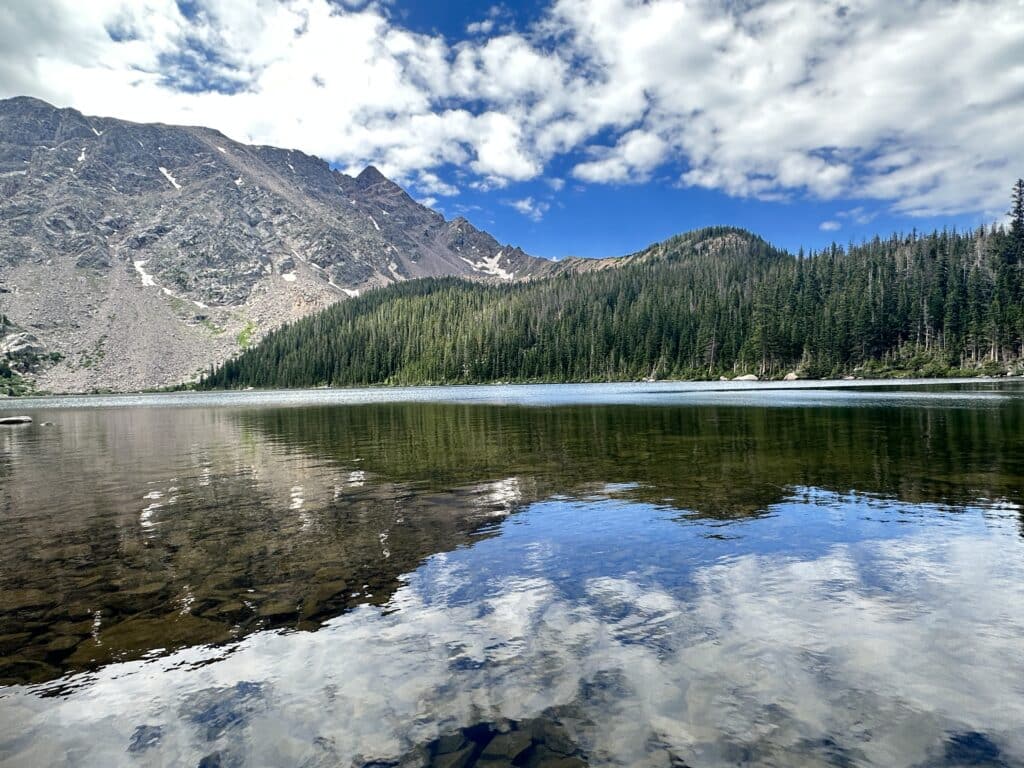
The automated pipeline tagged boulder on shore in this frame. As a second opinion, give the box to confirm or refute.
[0,416,32,425]
[784,372,799,381]
[733,374,759,382]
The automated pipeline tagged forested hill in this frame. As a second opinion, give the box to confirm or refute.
[201,203,1024,388]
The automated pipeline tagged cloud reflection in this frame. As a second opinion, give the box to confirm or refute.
[2,492,1023,767]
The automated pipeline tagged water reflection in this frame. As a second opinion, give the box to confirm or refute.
[2,397,1024,685]
[1,493,1022,767]
[1,386,1024,766]
[395,715,588,768]
[245,400,1024,518]
[0,408,529,683]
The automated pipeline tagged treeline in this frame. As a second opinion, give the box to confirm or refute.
[202,189,1024,388]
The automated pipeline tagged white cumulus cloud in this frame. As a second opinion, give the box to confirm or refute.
[507,197,550,222]
[0,0,1020,217]
[573,130,669,183]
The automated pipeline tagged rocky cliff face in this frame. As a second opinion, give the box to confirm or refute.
[0,96,548,393]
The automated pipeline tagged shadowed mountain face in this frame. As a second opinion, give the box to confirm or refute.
[0,96,548,392]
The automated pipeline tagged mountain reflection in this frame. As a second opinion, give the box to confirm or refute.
[2,395,1023,686]
[0,407,534,684]
[245,400,1024,518]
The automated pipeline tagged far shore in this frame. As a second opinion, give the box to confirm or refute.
[0,376,1019,412]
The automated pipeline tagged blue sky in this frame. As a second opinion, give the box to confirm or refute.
[1,0,1020,258]
[394,0,1013,257]
[445,171,981,260]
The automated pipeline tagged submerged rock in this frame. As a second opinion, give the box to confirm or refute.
[43,635,80,660]
[128,724,163,754]
[0,587,55,611]
[433,746,474,768]
[0,656,61,685]
[434,732,468,755]
[379,715,588,768]
[480,730,533,761]
[67,614,229,667]
[256,599,299,619]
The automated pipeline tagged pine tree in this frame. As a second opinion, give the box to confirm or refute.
[1009,178,1024,266]
[1012,179,1024,240]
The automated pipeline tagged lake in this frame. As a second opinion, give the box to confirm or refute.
[1,381,1023,767]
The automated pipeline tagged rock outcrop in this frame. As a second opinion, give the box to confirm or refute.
[0,331,46,373]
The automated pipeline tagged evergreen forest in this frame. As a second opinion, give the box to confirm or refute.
[201,182,1024,389]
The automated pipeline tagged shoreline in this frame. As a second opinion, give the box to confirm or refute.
[0,377,1018,412]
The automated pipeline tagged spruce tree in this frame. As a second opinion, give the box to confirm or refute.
[1010,178,1024,266]
[1012,179,1024,240]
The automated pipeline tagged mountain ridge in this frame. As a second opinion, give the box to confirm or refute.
[0,96,550,392]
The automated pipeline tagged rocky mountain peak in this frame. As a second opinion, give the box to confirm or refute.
[0,97,552,393]
[355,165,390,187]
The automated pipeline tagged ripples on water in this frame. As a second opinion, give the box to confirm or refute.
[0,382,1023,767]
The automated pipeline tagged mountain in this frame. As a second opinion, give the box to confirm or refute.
[200,222,1024,388]
[0,96,549,393]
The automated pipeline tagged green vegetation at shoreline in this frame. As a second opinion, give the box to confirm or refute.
[201,184,1024,391]
[0,364,35,396]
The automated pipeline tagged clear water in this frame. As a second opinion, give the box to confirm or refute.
[1,381,1023,767]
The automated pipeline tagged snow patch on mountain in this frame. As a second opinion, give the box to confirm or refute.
[133,260,158,288]
[134,260,207,308]
[461,251,514,280]
[158,167,182,190]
